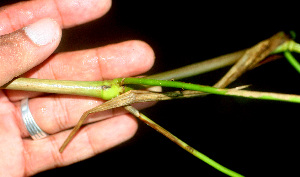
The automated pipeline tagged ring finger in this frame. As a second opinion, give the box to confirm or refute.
[16,94,155,138]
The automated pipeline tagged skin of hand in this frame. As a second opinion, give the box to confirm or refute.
[0,0,155,176]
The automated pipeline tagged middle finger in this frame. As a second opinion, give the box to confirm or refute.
[6,40,155,101]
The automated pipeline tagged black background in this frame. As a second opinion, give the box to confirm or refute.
[2,1,300,176]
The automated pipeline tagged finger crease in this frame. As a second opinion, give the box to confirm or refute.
[95,48,104,81]
[2,9,17,33]
[23,142,34,176]
[48,60,58,80]
[48,136,65,167]
[84,126,97,156]
[51,0,64,27]
[12,105,25,137]
[53,97,69,131]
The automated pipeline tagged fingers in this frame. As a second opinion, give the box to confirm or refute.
[0,18,61,86]
[0,0,112,35]
[15,94,154,138]
[6,40,155,101]
[11,40,155,136]
[27,40,155,80]
[23,115,138,176]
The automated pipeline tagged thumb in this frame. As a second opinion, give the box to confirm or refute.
[0,18,61,86]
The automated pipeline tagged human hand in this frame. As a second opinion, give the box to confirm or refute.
[0,0,154,176]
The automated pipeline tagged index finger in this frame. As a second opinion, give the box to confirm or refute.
[0,0,111,35]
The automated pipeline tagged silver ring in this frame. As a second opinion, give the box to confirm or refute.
[21,98,48,140]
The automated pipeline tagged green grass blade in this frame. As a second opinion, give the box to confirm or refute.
[125,106,244,177]
[284,51,300,74]
[120,78,300,104]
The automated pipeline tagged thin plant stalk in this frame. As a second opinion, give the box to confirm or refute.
[272,40,300,54]
[0,77,125,100]
[146,49,246,80]
[119,78,300,104]
[284,51,300,73]
[125,105,244,177]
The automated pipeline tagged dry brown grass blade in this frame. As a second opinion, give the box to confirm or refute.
[214,32,290,88]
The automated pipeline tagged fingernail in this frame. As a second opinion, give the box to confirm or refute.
[24,18,60,46]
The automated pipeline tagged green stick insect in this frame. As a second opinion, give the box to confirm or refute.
[2,32,300,177]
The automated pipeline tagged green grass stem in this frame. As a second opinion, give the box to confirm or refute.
[125,105,244,177]
[284,51,300,74]
[272,40,300,54]
[120,78,300,104]
[1,78,124,100]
